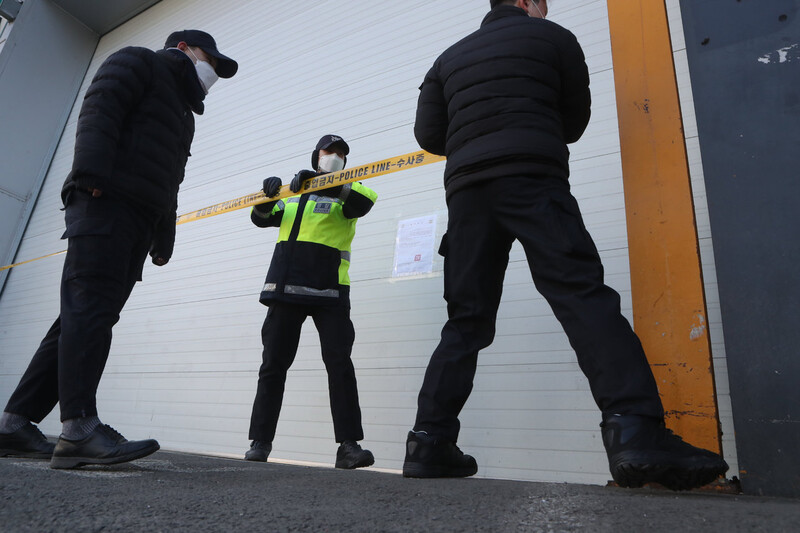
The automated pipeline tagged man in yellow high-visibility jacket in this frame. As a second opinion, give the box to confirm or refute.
[245,135,378,469]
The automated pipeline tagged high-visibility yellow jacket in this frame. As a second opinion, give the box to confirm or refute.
[252,180,377,307]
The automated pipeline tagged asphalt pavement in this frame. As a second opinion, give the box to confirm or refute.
[1,450,799,532]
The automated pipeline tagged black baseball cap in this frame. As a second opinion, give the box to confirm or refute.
[312,135,350,170]
[164,30,238,78]
[316,135,350,155]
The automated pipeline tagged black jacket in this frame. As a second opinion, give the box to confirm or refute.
[62,47,205,261]
[414,6,591,197]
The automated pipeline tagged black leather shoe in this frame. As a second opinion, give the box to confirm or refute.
[601,414,729,491]
[50,424,159,469]
[244,440,272,462]
[335,440,374,469]
[0,422,55,459]
[402,431,477,478]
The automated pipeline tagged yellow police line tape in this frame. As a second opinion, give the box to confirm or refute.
[176,150,445,224]
[0,250,68,272]
[0,150,446,272]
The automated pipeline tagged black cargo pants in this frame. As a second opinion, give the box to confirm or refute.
[414,176,665,442]
[4,190,156,422]
[248,301,364,443]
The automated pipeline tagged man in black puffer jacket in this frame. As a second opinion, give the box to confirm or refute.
[403,0,729,491]
[0,30,237,469]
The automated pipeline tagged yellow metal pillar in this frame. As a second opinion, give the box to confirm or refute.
[607,0,722,454]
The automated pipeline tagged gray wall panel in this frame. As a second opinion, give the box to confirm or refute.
[0,195,22,248]
[680,0,800,497]
[0,0,97,291]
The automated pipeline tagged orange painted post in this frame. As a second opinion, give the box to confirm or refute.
[606,0,723,454]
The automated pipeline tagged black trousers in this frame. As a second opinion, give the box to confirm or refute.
[414,176,665,442]
[4,191,155,422]
[248,301,364,443]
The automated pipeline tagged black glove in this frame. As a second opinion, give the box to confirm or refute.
[262,176,282,197]
[290,169,318,193]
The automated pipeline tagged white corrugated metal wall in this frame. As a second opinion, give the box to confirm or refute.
[0,19,11,52]
[0,0,737,483]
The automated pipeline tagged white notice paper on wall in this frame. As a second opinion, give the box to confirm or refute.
[392,215,437,278]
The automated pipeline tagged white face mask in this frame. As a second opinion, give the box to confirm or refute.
[186,47,219,94]
[318,153,345,173]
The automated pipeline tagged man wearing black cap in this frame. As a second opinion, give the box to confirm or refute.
[0,30,237,468]
[402,0,729,491]
[244,135,378,469]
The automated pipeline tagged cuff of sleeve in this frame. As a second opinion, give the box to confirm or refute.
[73,174,107,192]
[253,201,276,217]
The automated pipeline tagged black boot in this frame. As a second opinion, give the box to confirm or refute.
[601,415,728,491]
[335,441,374,469]
[50,424,159,469]
[0,422,55,459]
[244,441,272,462]
[402,431,478,478]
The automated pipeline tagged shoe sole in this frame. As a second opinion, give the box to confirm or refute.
[244,453,269,462]
[335,456,375,469]
[1,449,53,459]
[402,461,478,478]
[611,461,727,491]
[50,442,160,470]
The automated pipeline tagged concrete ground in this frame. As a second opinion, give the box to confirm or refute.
[1,450,799,532]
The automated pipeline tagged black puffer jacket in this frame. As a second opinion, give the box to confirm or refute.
[62,47,205,260]
[414,6,591,197]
